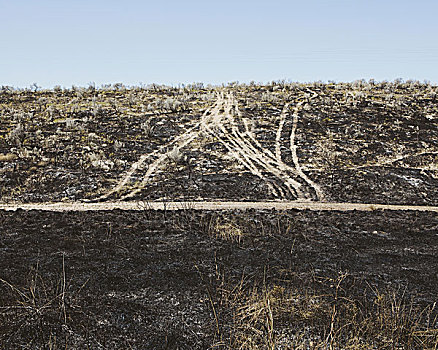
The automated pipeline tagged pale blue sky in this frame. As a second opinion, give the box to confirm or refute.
[1,0,437,88]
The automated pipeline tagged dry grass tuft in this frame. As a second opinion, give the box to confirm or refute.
[211,218,245,243]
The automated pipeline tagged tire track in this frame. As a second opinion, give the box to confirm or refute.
[221,94,302,198]
[200,93,284,198]
[94,98,220,201]
[220,95,292,197]
[346,150,438,170]
[216,92,323,200]
[289,101,324,200]
[121,96,225,200]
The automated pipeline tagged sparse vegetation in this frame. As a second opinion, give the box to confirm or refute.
[210,273,438,349]
[0,80,437,203]
[1,209,437,348]
[1,80,438,348]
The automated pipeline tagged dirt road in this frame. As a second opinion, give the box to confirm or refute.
[1,200,438,212]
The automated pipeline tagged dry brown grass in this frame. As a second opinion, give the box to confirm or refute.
[209,272,438,349]
[209,217,245,243]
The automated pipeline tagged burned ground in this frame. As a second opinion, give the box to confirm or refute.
[1,209,437,348]
[1,81,438,349]
[1,81,438,204]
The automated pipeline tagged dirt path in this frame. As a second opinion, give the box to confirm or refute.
[1,200,438,212]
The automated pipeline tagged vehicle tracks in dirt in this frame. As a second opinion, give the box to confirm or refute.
[92,90,325,201]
